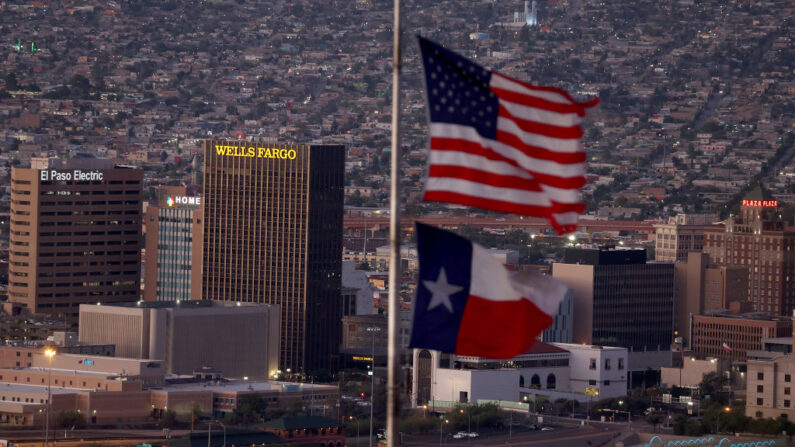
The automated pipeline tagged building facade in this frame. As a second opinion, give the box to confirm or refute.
[691,312,792,363]
[9,158,143,322]
[654,214,715,262]
[202,139,344,373]
[143,185,203,302]
[702,186,795,316]
[78,300,280,379]
[746,355,795,420]
[552,248,674,372]
[411,342,628,407]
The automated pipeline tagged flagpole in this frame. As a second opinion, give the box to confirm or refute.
[387,0,402,443]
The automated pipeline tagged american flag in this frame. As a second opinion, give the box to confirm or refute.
[418,37,598,234]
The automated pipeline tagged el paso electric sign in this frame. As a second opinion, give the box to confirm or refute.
[40,169,104,182]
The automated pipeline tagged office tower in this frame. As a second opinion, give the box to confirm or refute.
[202,139,344,374]
[143,185,203,302]
[653,213,716,262]
[9,158,143,323]
[553,247,675,380]
[703,185,795,315]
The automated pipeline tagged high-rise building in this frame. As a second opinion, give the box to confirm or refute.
[552,247,675,379]
[143,185,203,302]
[202,139,344,373]
[702,185,795,315]
[653,213,716,262]
[9,158,143,323]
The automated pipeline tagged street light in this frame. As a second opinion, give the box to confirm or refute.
[716,406,731,434]
[350,416,361,447]
[439,417,449,447]
[44,348,56,447]
[207,420,226,447]
[460,408,471,446]
[366,326,381,447]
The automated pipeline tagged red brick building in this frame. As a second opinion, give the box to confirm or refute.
[702,185,795,315]
[261,416,345,447]
[692,312,792,362]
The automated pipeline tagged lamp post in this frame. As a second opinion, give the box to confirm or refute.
[716,406,730,434]
[366,326,381,447]
[349,416,361,447]
[44,348,56,447]
[439,417,448,447]
[207,420,226,447]
[460,408,471,446]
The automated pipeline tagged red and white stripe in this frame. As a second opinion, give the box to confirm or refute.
[424,72,597,234]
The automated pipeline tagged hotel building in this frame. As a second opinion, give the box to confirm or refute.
[702,186,795,315]
[202,139,344,373]
[8,158,143,322]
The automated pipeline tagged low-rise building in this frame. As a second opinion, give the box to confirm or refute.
[411,342,628,408]
[746,355,795,420]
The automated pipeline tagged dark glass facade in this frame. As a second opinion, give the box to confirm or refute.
[202,139,344,374]
[591,263,675,350]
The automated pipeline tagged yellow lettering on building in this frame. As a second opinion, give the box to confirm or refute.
[216,144,298,160]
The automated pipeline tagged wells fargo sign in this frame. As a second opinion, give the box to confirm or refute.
[742,199,777,207]
[215,144,297,160]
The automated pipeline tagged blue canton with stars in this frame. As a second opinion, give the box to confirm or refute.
[419,36,499,140]
[409,223,473,353]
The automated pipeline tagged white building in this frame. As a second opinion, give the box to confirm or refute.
[412,342,628,407]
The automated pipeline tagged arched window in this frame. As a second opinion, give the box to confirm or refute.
[547,373,556,390]
[417,350,433,405]
[519,375,525,388]
[530,374,540,389]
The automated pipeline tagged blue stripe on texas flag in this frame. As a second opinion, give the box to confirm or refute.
[409,223,473,353]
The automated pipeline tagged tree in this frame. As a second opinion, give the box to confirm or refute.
[231,394,267,425]
[644,412,664,432]
[56,410,86,429]
[161,409,177,429]
[4,73,18,91]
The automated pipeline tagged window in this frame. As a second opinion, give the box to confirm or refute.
[605,359,611,370]
[786,374,792,383]
[786,400,791,408]
[786,388,791,395]
[758,385,764,392]
[589,358,596,370]
[589,380,596,386]
[757,398,764,405]
[758,372,764,380]
[604,380,611,386]
[618,358,624,370]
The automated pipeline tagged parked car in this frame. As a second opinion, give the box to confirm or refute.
[453,432,468,439]
[467,432,479,438]
[540,426,553,431]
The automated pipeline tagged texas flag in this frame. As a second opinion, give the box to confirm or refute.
[409,223,567,359]
[722,342,732,353]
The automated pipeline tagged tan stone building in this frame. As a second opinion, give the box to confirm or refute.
[746,355,795,419]
[78,300,280,379]
[8,158,143,322]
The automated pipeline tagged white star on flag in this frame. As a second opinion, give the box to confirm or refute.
[423,267,463,313]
